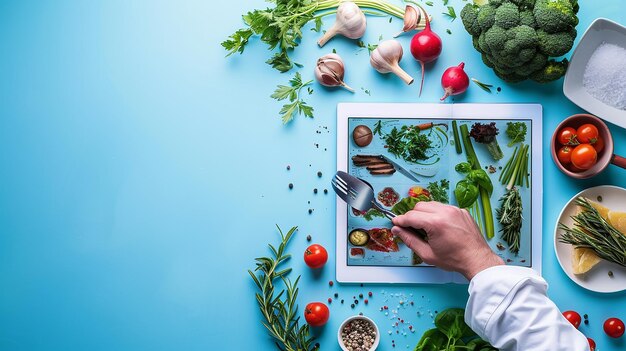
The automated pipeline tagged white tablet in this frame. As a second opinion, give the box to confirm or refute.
[336,103,543,284]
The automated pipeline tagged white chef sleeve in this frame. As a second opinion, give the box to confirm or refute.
[465,265,589,351]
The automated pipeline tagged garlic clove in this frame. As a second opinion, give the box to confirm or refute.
[394,5,421,37]
[318,1,366,47]
[315,53,354,92]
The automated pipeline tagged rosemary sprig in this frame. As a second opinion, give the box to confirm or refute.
[496,187,522,254]
[249,225,316,351]
[559,197,626,268]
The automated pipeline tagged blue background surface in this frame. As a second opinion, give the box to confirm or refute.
[0,0,625,350]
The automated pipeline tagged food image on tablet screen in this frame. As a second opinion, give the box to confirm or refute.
[346,117,533,268]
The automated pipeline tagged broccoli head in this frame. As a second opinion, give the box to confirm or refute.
[461,0,579,83]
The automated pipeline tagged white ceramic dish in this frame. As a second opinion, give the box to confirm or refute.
[554,185,626,293]
[563,18,626,129]
[338,315,380,351]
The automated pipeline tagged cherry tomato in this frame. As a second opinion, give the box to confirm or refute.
[570,144,597,170]
[593,136,605,153]
[577,124,599,144]
[558,127,578,145]
[304,302,329,327]
[587,338,596,351]
[563,310,581,329]
[304,244,328,269]
[557,146,573,165]
[604,317,625,338]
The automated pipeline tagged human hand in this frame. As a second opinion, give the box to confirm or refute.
[391,202,504,280]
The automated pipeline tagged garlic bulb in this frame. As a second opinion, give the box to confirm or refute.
[315,53,354,92]
[317,1,366,47]
[394,5,421,37]
[370,40,414,85]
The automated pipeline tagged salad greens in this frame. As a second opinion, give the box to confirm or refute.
[505,122,527,147]
[428,179,450,204]
[392,194,430,215]
[414,308,497,351]
[384,126,434,163]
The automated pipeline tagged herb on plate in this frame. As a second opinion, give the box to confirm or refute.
[496,144,529,254]
[559,197,626,268]
[505,121,527,147]
[383,125,433,163]
[249,226,316,350]
[271,72,314,124]
[427,179,450,204]
[414,308,497,351]
[222,0,411,73]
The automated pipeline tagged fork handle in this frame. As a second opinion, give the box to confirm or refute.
[372,204,428,240]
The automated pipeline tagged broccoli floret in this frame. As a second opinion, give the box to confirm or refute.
[461,0,579,84]
[536,28,577,56]
[533,0,578,33]
[530,59,569,83]
[494,2,521,29]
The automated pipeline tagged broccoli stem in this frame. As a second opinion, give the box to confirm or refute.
[486,140,504,161]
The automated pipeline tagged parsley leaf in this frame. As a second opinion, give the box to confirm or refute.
[221,29,253,56]
[266,51,293,73]
[271,72,314,124]
[443,6,456,21]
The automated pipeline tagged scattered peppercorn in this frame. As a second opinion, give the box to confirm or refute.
[364,299,368,305]
[584,320,589,325]
[351,303,355,308]
[368,291,373,297]
[608,270,614,277]
[329,280,334,287]
[288,183,293,189]
[584,314,588,319]
[341,299,344,304]
[328,298,332,303]
[334,293,339,298]
[597,195,603,202]
[317,171,322,177]
[314,188,318,194]
[286,165,291,170]
[497,87,502,92]
[323,189,328,194]
[306,235,312,241]
[308,209,313,214]
[359,293,363,299]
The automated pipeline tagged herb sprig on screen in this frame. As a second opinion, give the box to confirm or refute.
[505,121,527,147]
[384,126,433,163]
[271,72,314,124]
[249,226,316,351]
[427,179,450,204]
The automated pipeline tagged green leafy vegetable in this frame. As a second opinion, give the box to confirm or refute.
[383,125,434,163]
[223,0,407,72]
[249,226,316,351]
[271,72,314,124]
[427,179,450,204]
[392,195,430,215]
[471,78,493,93]
[443,6,457,21]
[469,122,504,161]
[363,208,386,221]
[414,308,497,351]
[460,124,495,239]
[373,120,383,136]
[505,122,527,147]
[455,179,480,209]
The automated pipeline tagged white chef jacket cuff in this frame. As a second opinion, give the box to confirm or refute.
[465,265,545,337]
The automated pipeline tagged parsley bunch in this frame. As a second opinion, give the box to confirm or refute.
[384,126,433,163]
[222,0,405,72]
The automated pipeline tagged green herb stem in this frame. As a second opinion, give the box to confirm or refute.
[452,120,462,154]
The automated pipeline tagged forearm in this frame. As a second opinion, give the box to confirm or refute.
[465,266,588,351]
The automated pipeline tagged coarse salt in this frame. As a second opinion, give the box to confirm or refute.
[583,42,626,110]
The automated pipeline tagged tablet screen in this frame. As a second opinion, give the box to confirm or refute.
[346,117,533,268]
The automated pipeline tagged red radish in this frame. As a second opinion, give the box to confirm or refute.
[440,62,469,101]
[409,4,442,96]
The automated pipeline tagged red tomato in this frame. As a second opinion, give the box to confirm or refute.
[593,136,605,153]
[577,124,599,144]
[304,302,329,327]
[557,146,573,165]
[304,244,328,269]
[563,310,581,329]
[558,127,578,145]
[587,338,596,351]
[571,144,597,170]
[604,317,625,338]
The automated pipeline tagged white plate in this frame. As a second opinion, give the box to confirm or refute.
[554,185,626,293]
[563,18,626,129]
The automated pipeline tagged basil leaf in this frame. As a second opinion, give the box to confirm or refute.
[414,328,448,351]
[455,162,472,174]
[454,180,479,208]
[468,169,493,196]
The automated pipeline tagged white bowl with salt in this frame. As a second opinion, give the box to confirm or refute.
[564,18,626,128]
